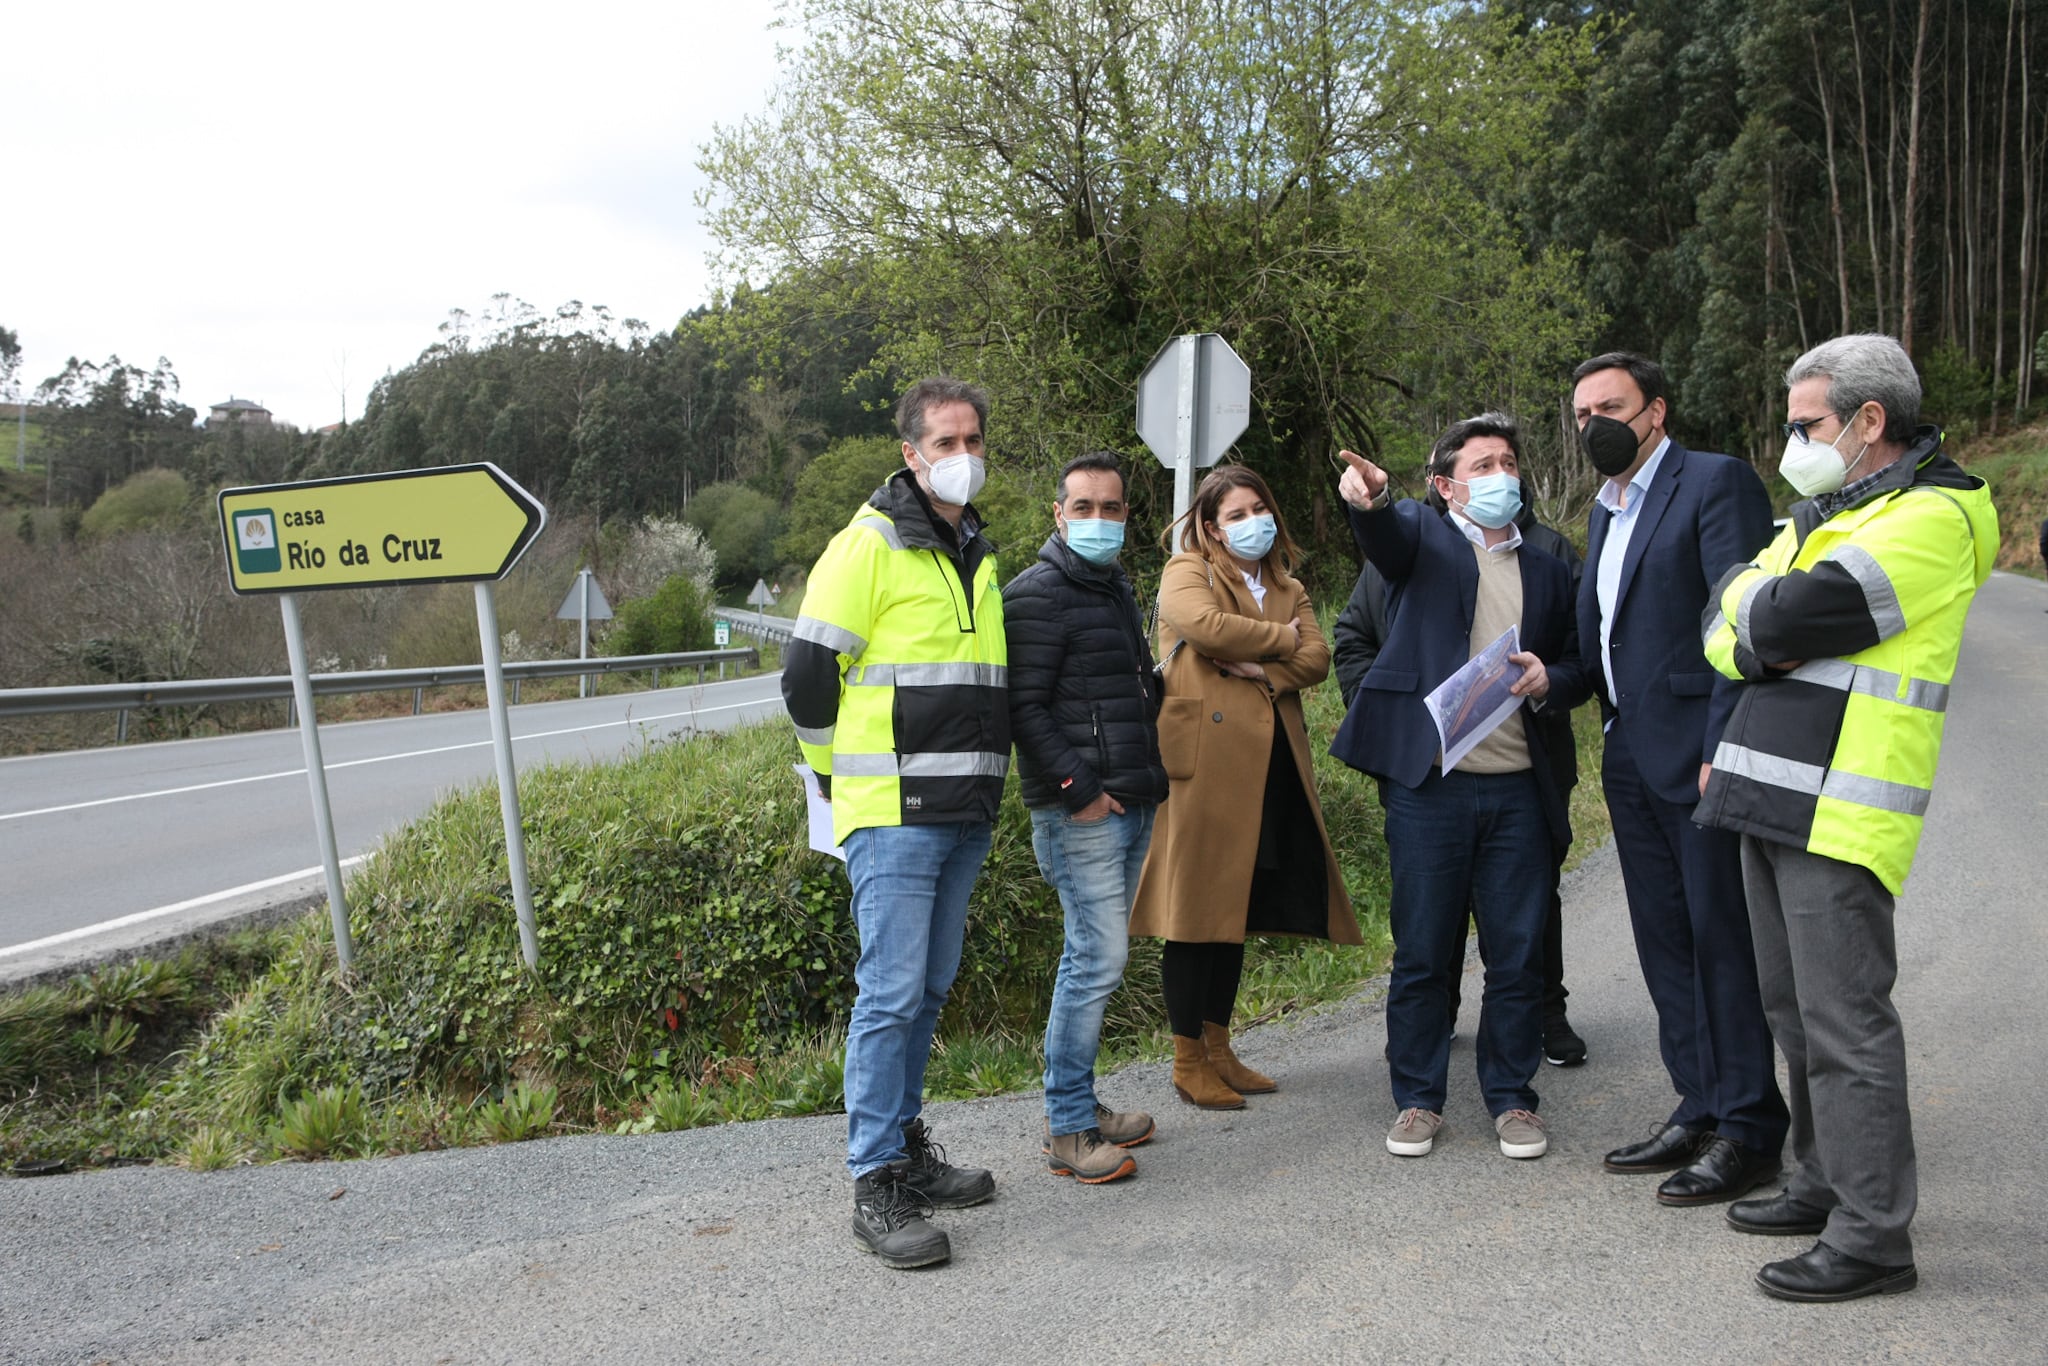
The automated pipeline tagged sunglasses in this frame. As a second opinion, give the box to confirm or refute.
[1779,413,1841,444]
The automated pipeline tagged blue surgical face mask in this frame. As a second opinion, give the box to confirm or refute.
[1222,513,1278,561]
[1062,516,1125,565]
[1444,472,1522,530]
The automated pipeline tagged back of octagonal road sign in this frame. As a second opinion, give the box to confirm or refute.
[218,463,546,595]
[1135,333,1252,469]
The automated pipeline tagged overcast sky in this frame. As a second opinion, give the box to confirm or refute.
[7,2,790,430]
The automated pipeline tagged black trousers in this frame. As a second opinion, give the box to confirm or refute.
[1604,723,1787,1151]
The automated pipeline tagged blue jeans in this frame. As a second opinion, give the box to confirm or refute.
[1030,804,1156,1136]
[1383,767,1549,1117]
[842,821,994,1178]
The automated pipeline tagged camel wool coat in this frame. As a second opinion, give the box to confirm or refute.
[1128,550,1362,946]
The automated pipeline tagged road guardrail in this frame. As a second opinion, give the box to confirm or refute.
[0,647,762,740]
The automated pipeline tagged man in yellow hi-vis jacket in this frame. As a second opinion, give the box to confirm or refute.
[782,377,1010,1270]
[1696,334,1998,1303]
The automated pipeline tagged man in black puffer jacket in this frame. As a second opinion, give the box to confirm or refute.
[1004,451,1170,1186]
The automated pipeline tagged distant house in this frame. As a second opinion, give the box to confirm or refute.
[207,397,274,429]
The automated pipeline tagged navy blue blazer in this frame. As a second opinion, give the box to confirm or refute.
[1330,498,1586,850]
[1578,440,1774,806]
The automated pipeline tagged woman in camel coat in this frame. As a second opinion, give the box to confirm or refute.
[1129,465,1361,1109]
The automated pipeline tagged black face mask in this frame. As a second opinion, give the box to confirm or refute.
[1578,410,1645,478]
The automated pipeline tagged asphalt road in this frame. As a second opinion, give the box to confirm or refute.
[0,672,788,977]
[1,573,2044,1364]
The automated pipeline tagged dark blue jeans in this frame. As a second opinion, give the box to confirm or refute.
[842,821,994,1177]
[1383,767,1549,1117]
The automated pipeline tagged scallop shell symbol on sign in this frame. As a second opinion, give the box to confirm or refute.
[234,509,281,574]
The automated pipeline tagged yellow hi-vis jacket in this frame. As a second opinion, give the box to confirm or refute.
[781,469,1009,846]
[1696,431,1996,893]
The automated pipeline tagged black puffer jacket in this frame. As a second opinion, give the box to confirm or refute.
[1002,533,1170,812]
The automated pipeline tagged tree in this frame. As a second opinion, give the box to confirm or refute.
[1511,0,2048,456]
[776,435,905,568]
[0,326,19,400]
[700,0,1599,581]
[34,356,200,506]
[607,517,719,603]
[684,481,784,586]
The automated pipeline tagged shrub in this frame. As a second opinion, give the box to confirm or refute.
[603,573,715,656]
[473,1082,557,1144]
[79,468,193,537]
[177,1125,247,1171]
[0,986,73,1096]
[273,1083,368,1159]
[644,1084,719,1133]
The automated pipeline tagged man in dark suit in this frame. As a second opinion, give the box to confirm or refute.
[1572,352,1788,1205]
[1330,414,1587,1163]
[1333,505,1588,1066]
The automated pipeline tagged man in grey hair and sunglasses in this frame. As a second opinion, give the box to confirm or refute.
[1697,333,1998,1301]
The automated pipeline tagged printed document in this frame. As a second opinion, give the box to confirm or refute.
[1424,626,1524,772]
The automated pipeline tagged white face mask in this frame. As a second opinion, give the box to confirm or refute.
[1779,408,1870,497]
[917,449,987,506]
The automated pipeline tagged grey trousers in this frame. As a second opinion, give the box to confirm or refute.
[1741,835,1917,1265]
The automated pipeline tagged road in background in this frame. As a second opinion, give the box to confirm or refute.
[0,672,788,970]
[0,577,2042,1362]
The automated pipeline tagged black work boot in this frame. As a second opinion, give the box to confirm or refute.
[900,1117,996,1209]
[852,1165,950,1269]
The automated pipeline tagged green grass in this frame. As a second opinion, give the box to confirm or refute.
[1953,417,2048,576]
[0,612,1615,1173]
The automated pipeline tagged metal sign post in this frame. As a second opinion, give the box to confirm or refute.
[475,582,541,968]
[218,462,548,973]
[553,568,613,699]
[278,592,355,972]
[1136,333,1253,534]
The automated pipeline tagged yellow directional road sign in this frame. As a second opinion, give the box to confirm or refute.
[218,463,546,595]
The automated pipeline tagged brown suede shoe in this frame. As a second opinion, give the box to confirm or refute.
[1172,1034,1245,1109]
[1202,1021,1276,1094]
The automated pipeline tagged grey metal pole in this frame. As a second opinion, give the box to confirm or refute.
[475,582,541,969]
[577,568,592,699]
[14,395,26,472]
[280,592,354,973]
[1171,334,1202,532]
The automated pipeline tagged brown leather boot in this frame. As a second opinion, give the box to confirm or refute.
[1203,1021,1277,1094]
[1172,1033,1245,1109]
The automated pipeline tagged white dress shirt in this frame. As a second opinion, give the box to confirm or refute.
[1593,436,1671,703]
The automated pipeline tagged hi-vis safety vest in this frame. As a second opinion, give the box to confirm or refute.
[784,479,1009,847]
[1696,446,1996,894]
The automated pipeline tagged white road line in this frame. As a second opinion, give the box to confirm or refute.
[0,698,786,823]
[0,858,371,960]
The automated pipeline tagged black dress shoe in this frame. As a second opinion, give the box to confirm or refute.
[1756,1242,1917,1302]
[1656,1135,1782,1206]
[1728,1191,1830,1236]
[1602,1122,1707,1174]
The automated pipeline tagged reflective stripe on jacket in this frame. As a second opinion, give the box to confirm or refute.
[781,469,1009,845]
[1696,433,1996,893]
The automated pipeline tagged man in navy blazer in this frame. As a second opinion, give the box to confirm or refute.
[1331,413,1588,1163]
[1571,352,1788,1206]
